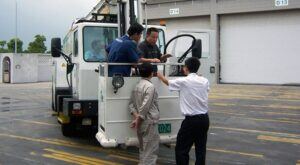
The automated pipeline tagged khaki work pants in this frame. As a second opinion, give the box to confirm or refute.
[137,123,160,165]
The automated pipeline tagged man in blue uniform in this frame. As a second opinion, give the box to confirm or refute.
[106,23,144,77]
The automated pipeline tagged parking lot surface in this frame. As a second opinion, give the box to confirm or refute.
[0,82,299,165]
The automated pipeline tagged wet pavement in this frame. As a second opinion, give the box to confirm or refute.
[0,82,299,165]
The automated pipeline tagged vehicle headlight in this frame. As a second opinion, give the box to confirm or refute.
[112,74,124,94]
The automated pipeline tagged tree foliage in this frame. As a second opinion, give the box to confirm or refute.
[0,40,6,49]
[0,40,7,53]
[7,38,23,53]
[27,35,47,53]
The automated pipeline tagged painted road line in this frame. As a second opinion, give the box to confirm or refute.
[109,154,139,163]
[257,135,300,145]
[207,148,263,158]
[211,126,300,138]
[169,144,263,159]
[209,95,300,102]
[43,154,86,165]
[209,91,300,99]
[233,116,299,124]
[0,117,57,126]
[277,118,300,122]
[210,110,246,116]
[0,133,103,152]
[44,148,120,165]
[210,103,300,111]
[210,109,300,117]
[263,112,300,116]
[0,133,140,162]
[13,119,57,126]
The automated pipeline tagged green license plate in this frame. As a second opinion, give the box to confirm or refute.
[158,123,171,134]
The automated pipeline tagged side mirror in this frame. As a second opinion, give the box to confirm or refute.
[192,39,202,59]
[51,38,62,58]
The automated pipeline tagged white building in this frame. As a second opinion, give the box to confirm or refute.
[144,0,300,85]
[88,0,300,85]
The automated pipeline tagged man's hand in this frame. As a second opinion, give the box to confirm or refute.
[151,58,161,63]
[130,116,141,129]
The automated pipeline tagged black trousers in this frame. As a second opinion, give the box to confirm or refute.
[175,113,210,165]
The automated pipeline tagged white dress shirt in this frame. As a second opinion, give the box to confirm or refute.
[169,73,209,116]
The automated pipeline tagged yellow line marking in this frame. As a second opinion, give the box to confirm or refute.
[263,112,300,116]
[277,118,300,122]
[211,126,300,138]
[209,95,300,102]
[43,154,87,165]
[210,110,246,116]
[207,148,263,158]
[169,144,263,158]
[0,133,140,163]
[234,116,299,124]
[44,148,120,165]
[30,151,37,156]
[257,135,300,145]
[210,103,300,111]
[0,133,103,152]
[44,138,81,145]
[211,103,236,106]
[13,119,57,126]
[109,154,139,163]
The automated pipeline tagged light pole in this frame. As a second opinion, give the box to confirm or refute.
[15,0,18,54]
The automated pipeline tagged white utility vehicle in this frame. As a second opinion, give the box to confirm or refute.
[51,0,203,145]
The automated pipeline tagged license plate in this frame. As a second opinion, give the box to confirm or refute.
[158,123,171,134]
[82,118,92,126]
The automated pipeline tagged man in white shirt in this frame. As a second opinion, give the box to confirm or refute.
[157,57,210,165]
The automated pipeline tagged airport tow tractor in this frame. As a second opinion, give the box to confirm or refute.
[50,0,202,144]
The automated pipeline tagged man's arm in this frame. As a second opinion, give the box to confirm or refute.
[140,57,161,63]
[157,72,169,86]
[138,86,155,119]
[129,90,142,129]
[157,73,183,91]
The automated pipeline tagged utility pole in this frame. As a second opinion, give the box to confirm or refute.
[15,0,18,54]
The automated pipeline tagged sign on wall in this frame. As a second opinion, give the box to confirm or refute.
[169,8,179,15]
[275,0,288,7]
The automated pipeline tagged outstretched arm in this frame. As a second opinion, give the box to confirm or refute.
[157,72,169,86]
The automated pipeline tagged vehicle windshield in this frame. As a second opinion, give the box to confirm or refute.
[83,26,118,62]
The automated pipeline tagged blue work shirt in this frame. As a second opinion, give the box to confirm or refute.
[106,35,140,77]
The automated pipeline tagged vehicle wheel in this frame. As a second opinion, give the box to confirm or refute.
[61,123,75,137]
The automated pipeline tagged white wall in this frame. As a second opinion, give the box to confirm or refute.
[0,54,2,83]
[0,53,52,83]
[38,55,52,82]
[11,54,39,83]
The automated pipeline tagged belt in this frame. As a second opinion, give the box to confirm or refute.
[185,113,208,119]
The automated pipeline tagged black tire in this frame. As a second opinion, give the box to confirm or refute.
[61,123,75,137]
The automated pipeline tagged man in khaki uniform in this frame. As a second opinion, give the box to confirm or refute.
[129,62,160,165]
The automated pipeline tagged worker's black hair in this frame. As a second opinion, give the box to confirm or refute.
[139,62,153,78]
[184,57,200,73]
[146,27,159,35]
[127,23,144,36]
